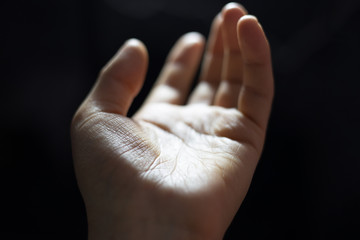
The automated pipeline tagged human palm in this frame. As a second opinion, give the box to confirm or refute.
[133,102,261,189]
[71,3,273,240]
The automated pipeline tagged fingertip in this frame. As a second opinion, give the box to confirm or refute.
[211,12,224,30]
[144,32,205,105]
[222,2,247,18]
[222,2,247,14]
[238,15,258,24]
[237,15,270,64]
[168,32,205,63]
[215,12,223,22]
[121,38,149,63]
[237,15,260,33]
[221,3,247,52]
[103,38,148,77]
[181,32,205,48]
[91,38,149,115]
[124,38,143,47]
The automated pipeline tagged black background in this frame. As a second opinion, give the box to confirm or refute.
[1,0,360,239]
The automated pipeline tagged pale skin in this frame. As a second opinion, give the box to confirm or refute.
[71,2,274,240]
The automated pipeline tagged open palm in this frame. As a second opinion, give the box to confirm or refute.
[71,3,273,239]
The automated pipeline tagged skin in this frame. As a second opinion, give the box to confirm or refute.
[71,2,274,240]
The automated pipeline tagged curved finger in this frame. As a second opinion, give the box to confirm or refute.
[214,3,247,108]
[187,14,224,105]
[144,32,205,105]
[237,16,274,130]
[80,39,148,117]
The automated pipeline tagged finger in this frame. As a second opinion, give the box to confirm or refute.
[214,3,247,108]
[87,39,148,116]
[237,15,274,130]
[144,32,205,105]
[187,14,224,105]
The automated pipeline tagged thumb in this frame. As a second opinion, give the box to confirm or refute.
[89,39,148,115]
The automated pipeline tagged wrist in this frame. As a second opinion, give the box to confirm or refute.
[87,216,206,240]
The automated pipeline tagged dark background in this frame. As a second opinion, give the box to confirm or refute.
[1,0,360,239]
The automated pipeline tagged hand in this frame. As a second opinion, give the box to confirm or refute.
[71,3,273,239]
